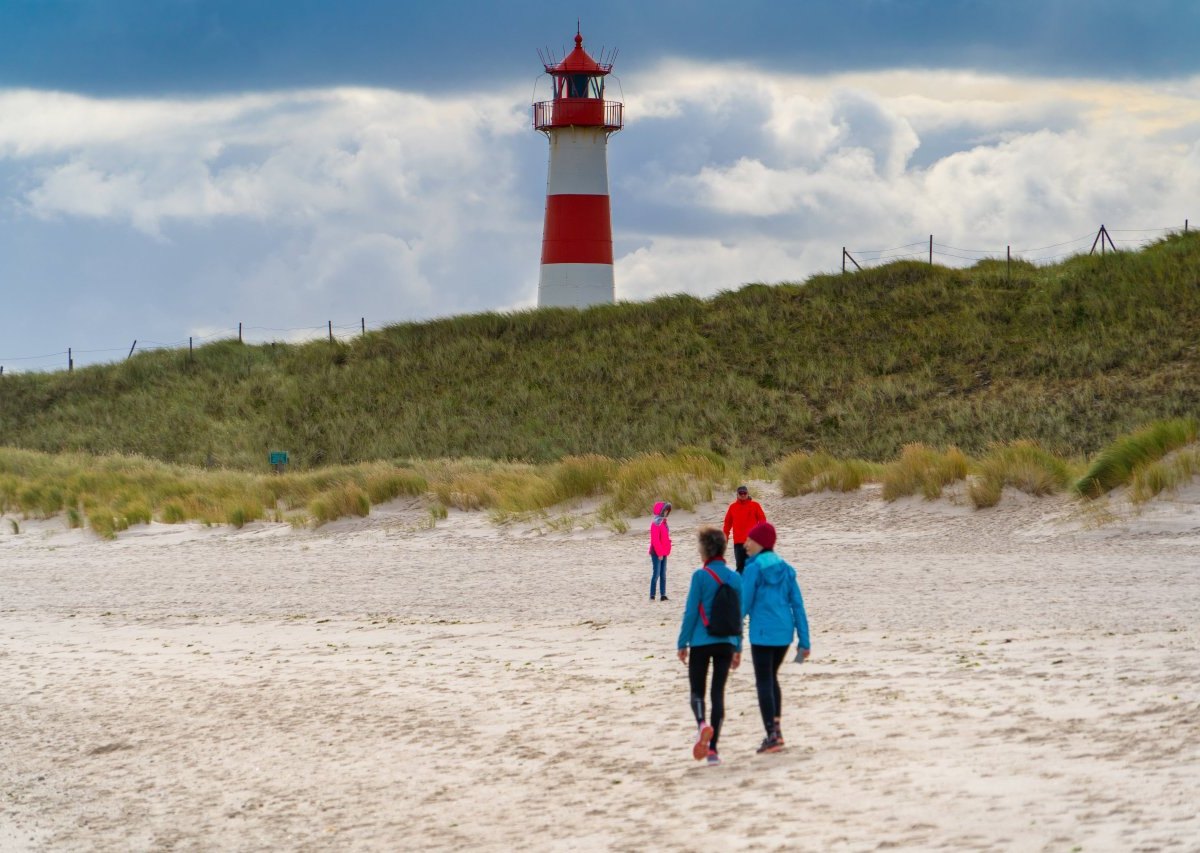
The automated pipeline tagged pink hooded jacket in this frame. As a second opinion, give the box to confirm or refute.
[649,501,672,557]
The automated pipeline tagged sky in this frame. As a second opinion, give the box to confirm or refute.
[2,0,1199,371]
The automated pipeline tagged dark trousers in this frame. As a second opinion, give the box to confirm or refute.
[733,543,748,573]
[688,643,735,750]
[751,644,789,734]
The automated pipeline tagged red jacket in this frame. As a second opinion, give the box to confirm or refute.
[723,498,766,544]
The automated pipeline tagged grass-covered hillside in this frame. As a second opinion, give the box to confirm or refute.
[2,233,1199,470]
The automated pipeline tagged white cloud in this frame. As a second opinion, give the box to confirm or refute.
[620,63,1200,269]
[4,87,528,238]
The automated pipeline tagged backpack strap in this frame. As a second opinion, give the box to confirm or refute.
[698,565,723,627]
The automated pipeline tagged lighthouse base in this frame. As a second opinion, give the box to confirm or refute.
[538,263,614,309]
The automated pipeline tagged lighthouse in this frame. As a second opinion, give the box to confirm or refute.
[533,29,624,308]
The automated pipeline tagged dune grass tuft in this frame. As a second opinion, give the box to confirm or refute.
[777,452,880,496]
[309,483,371,526]
[1074,417,1200,498]
[1129,447,1200,503]
[968,440,1077,508]
[881,444,969,501]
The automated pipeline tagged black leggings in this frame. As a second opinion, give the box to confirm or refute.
[688,643,735,750]
[751,645,789,734]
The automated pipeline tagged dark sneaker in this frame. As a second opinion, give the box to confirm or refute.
[706,749,722,766]
[659,596,669,601]
[756,736,783,754]
[692,723,714,760]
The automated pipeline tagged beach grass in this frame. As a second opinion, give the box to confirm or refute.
[778,452,881,496]
[3,424,1198,538]
[0,446,738,538]
[2,233,1199,470]
[1129,446,1200,504]
[968,440,1079,508]
[881,444,969,501]
[1074,417,1200,498]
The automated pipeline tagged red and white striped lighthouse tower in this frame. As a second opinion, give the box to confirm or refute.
[533,29,624,308]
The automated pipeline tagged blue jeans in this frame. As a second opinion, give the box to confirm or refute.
[650,553,667,599]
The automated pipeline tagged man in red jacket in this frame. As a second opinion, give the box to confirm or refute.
[723,485,767,573]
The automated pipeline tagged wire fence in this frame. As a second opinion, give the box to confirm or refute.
[0,319,386,375]
[842,221,1188,271]
[0,220,1192,375]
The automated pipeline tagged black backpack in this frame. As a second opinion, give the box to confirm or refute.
[700,566,742,637]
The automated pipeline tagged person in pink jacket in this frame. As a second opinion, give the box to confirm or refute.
[649,500,673,601]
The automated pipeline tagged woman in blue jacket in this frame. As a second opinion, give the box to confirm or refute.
[741,521,810,754]
[677,526,743,767]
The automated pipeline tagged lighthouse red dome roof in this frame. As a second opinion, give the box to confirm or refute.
[546,29,613,75]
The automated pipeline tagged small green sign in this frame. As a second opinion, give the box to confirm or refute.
[269,451,289,465]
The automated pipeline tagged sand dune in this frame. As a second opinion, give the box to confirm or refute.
[2,483,1198,851]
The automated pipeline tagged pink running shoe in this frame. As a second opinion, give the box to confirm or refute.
[692,723,714,760]
[706,749,722,767]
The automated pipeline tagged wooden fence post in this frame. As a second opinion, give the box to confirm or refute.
[328,321,334,343]
[929,235,933,265]
[842,247,862,273]
[127,340,137,360]
[68,348,73,372]
[1006,245,1011,283]
[238,322,243,343]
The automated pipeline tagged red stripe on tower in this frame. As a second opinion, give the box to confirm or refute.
[541,195,613,265]
[532,28,624,308]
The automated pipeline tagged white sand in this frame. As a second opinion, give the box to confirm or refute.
[2,484,1198,851]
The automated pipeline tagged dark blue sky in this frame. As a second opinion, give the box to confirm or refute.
[2,0,1196,95]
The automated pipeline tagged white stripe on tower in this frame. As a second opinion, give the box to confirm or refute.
[539,126,614,308]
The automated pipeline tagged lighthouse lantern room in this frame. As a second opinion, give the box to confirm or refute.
[533,29,624,308]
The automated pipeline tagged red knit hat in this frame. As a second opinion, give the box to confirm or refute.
[747,521,776,550]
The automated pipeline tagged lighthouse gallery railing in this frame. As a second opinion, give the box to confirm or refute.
[533,100,624,132]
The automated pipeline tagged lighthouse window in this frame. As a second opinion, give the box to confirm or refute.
[567,74,589,98]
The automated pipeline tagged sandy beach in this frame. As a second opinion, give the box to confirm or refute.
[2,482,1198,852]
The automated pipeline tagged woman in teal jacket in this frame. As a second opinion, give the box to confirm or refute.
[741,521,810,754]
[677,526,743,766]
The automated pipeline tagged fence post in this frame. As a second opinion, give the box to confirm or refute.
[68,348,73,372]
[1090,224,1116,255]
[328,321,333,343]
[189,337,193,362]
[238,322,243,343]
[1006,245,1011,283]
[361,317,366,335]
[842,247,846,273]
[929,235,933,265]
[127,340,137,360]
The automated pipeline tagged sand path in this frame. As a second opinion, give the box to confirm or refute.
[2,485,1198,851]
